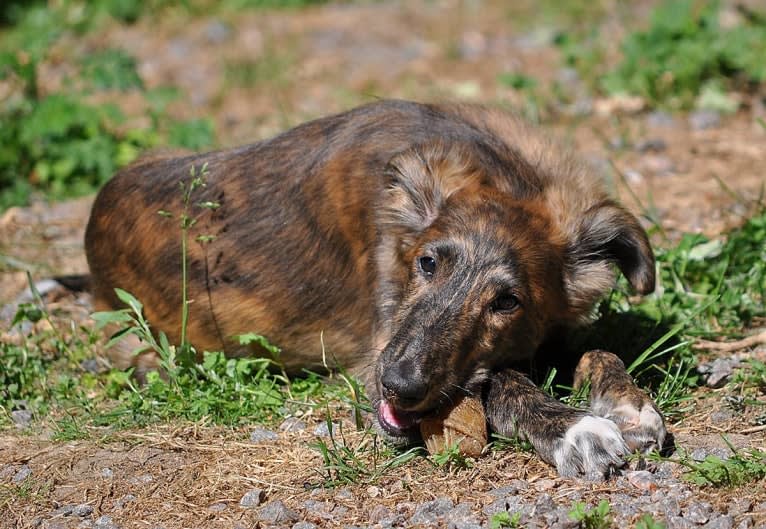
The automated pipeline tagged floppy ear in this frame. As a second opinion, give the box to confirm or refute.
[565,201,655,318]
[379,143,481,247]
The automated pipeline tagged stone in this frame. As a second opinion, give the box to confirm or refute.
[240,489,264,508]
[114,494,136,509]
[208,502,227,512]
[257,501,300,524]
[726,498,752,517]
[636,138,668,153]
[689,110,721,130]
[683,502,712,524]
[94,516,120,529]
[72,504,94,517]
[279,417,307,432]
[532,494,556,515]
[313,421,339,437]
[668,516,696,529]
[292,523,317,529]
[410,497,454,525]
[100,468,114,479]
[646,110,677,128]
[702,515,734,529]
[249,427,279,443]
[12,465,31,483]
[445,503,481,529]
[11,409,32,427]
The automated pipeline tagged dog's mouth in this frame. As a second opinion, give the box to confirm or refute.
[376,400,426,436]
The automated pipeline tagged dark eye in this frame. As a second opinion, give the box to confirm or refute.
[491,293,520,313]
[418,256,436,278]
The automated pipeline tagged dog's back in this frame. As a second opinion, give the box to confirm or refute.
[85,100,651,374]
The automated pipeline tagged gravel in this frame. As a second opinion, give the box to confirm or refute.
[258,500,300,524]
[239,488,264,508]
[249,426,279,443]
[410,496,454,525]
[94,515,120,529]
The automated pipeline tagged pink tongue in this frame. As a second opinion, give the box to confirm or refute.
[379,400,416,430]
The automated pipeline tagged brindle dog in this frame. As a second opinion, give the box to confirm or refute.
[85,100,666,479]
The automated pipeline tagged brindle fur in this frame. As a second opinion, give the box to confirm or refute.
[85,100,665,478]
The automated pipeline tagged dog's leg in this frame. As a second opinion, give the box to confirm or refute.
[485,369,628,479]
[573,350,667,454]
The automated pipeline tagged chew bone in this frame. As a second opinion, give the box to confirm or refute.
[419,396,488,457]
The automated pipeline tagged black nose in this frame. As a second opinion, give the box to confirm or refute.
[381,359,429,407]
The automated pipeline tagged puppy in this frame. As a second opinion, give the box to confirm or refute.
[85,100,665,478]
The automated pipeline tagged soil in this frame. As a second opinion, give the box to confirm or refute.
[1,1,766,528]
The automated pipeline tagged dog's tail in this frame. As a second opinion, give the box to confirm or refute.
[54,274,92,293]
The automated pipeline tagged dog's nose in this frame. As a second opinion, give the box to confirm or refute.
[381,359,429,407]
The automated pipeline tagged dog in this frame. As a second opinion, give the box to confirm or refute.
[84,99,666,479]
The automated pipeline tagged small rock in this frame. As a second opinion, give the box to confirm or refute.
[668,517,695,529]
[250,427,279,443]
[641,155,676,176]
[533,494,556,515]
[698,357,742,388]
[691,447,731,462]
[12,465,31,483]
[52,505,75,517]
[11,409,32,427]
[208,502,227,512]
[710,409,735,424]
[684,502,712,524]
[627,470,658,492]
[205,20,231,44]
[689,110,721,130]
[647,110,677,128]
[369,505,394,523]
[80,358,102,374]
[73,504,94,517]
[735,519,752,529]
[100,468,114,479]
[703,515,734,529]
[726,498,752,517]
[410,497,454,525]
[366,485,381,498]
[533,478,556,491]
[94,515,119,529]
[313,421,339,437]
[279,417,307,432]
[636,138,668,153]
[487,485,519,498]
[114,494,136,509]
[258,501,299,524]
[444,502,482,529]
[239,488,264,508]
[292,523,317,529]
[334,488,354,501]
[661,498,681,518]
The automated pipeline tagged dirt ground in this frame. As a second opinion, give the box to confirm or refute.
[1,1,766,528]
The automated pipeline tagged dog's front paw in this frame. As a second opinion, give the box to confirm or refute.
[602,401,667,454]
[553,415,628,480]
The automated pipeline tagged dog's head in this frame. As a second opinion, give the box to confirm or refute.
[372,142,655,440]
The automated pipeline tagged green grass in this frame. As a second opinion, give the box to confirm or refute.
[556,0,766,110]
[490,511,522,529]
[668,439,766,487]
[568,499,612,529]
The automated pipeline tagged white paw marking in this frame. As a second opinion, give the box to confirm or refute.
[554,415,628,478]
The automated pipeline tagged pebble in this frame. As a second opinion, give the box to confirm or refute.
[369,505,394,523]
[697,357,742,387]
[73,504,94,517]
[410,497,454,525]
[313,421,340,437]
[626,470,658,492]
[636,138,668,152]
[533,494,556,515]
[13,465,31,483]
[710,409,735,424]
[533,479,556,491]
[703,515,734,529]
[205,20,231,44]
[240,489,264,508]
[689,110,722,130]
[114,494,136,509]
[292,523,317,529]
[249,426,279,443]
[691,447,731,462]
[684,502,712,524]
[11,409,32,427]
[668,516,696,529]
[208,502,227,512]
[279,417,307,432]
[647,110,677,128]
[100,468,114,479]
[334,488,354,501]
[445,503,481,529]
[94,515,120,529]
[258,501,300,524]
[726,498,752,517]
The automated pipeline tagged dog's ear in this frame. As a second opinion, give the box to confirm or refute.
[565,201,655,318]
[380,143,481,239]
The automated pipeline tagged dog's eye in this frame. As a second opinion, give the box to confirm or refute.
[491,293,520,313]
[418,256,436,278]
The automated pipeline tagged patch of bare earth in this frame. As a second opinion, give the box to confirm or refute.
[2,1,766,528]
